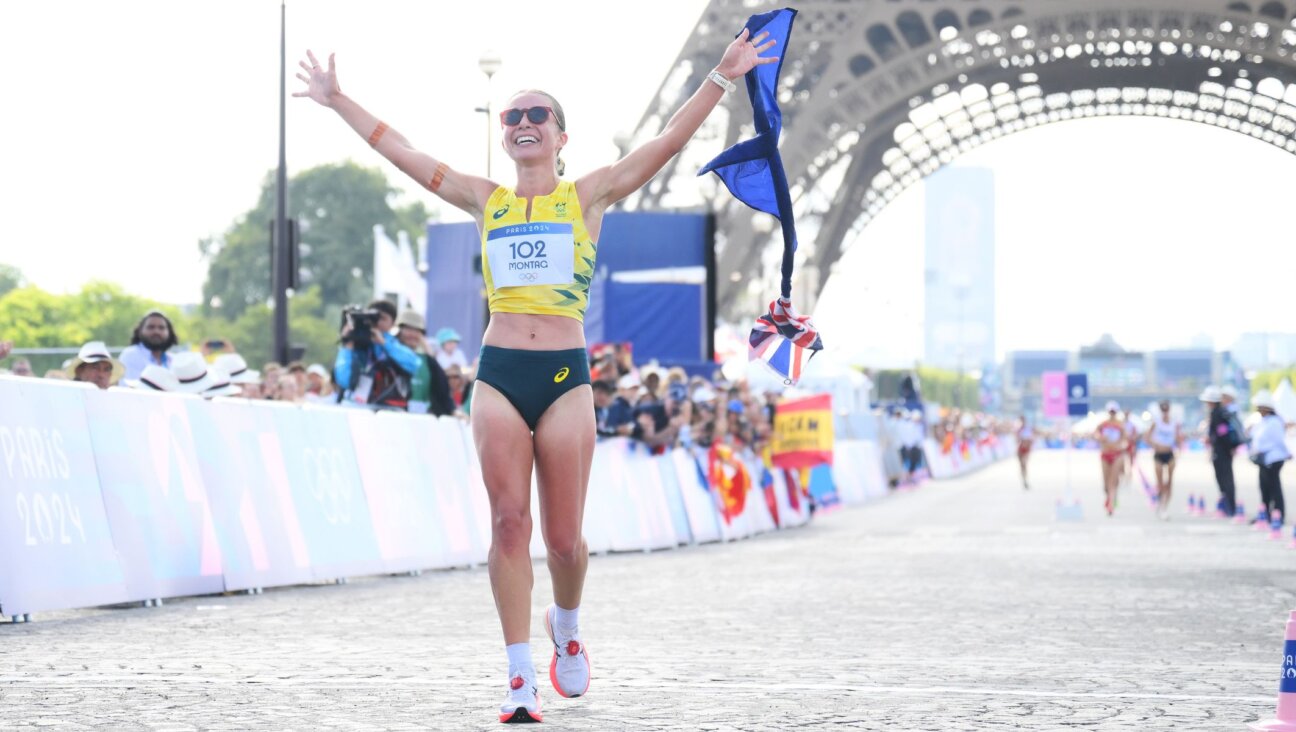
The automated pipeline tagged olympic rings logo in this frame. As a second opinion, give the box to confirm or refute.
[519,272,539,282]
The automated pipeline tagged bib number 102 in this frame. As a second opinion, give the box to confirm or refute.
[509,240,547,259]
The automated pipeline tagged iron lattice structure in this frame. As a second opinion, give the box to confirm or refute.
[624,0,1296,319]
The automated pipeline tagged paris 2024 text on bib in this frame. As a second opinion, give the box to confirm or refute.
[486,222,575,289]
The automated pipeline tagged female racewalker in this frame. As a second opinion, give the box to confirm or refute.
[1145,400,1181,519]
[1015,415,1034,490]
[1095,401,1128,516]
[296,32,778,724]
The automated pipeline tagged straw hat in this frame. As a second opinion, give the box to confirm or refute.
[65,341,125,383]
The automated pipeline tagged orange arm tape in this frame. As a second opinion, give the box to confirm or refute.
[367,121,389,147]
[427,163,448,193]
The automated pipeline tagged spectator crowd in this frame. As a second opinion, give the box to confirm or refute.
[0,302,785,458]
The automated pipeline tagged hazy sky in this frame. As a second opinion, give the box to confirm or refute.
[814,115,1296,365]
[5,2,1296,365]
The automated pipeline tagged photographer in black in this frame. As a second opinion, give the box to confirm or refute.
[333,299,422,410]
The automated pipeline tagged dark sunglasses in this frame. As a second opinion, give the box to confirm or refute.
[500,106,555,127]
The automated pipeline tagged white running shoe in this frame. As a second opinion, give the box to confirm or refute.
[499,673,542,724]
[544,604,591,698]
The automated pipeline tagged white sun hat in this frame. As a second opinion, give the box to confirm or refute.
[170,352,219,394]
[65,341,125,383]
[121,362,178,391]
[1199,386,1223,403]
[213,353,261,384]
[125,363,181,392]
[1253,390,1276,411]
[204,365,242,398]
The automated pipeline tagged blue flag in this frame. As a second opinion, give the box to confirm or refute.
[698,8,823,384]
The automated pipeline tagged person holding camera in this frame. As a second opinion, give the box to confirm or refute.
[297,28,778,722]
[333,299,421,410]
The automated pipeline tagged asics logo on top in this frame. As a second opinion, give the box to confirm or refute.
[493,205,510,220]
[553,367,570,384]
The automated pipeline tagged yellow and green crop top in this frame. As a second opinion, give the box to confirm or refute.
[480,181,597,322]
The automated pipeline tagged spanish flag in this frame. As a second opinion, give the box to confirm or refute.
[708,442,751,525]
[771,394,834,469]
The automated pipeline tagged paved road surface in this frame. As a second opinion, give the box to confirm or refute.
[2,450,1293,730]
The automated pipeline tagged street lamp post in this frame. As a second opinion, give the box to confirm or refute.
[476,51,502,178]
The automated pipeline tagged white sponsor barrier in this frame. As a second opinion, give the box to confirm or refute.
[922,437,1018,479]
[0,375,889,617]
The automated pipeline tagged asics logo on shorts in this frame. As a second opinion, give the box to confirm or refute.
[553,367,570,383]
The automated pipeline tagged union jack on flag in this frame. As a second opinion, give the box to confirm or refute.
[749,297,822,384]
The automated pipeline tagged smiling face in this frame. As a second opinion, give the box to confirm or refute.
[501,91,567,172]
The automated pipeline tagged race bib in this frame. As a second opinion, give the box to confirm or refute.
[486,222,575,288]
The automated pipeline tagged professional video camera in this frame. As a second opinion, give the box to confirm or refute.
[339,305,382,347]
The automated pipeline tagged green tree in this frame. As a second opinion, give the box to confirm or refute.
[0,281,187,375]
[200,162,432,320]
[872,366,980,410]
[0,264,24,299]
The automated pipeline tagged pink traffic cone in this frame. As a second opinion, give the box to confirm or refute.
[1249,610,1296,730]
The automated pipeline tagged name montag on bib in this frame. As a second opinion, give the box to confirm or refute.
[486,222,575,289]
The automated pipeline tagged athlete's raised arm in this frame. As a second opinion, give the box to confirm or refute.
[577,28,779,215]
[294,50,496,222]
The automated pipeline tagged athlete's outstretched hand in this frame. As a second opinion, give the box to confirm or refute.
[293,50,340,107]
[715,28,779,80]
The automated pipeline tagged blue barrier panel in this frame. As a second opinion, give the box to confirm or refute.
[598,439,654,551]
[668,448,723,545]
[269,405,384,580]
[582,441,618,554]
[623,443,681,550]
[184,399,314,591]
[808,464,840,509]
[654,453,694,545]
[349,410,460,573]
[0,378,129,615]
[84,389,224,600]
[424,416,489,567]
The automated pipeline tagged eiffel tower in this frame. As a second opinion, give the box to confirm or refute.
[625,0,1296,319]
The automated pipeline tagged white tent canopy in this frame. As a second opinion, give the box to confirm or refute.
[1273,379,1296,424]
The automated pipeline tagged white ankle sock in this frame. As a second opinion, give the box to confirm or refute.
[506,642,532,678]
[554,605,579,634]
